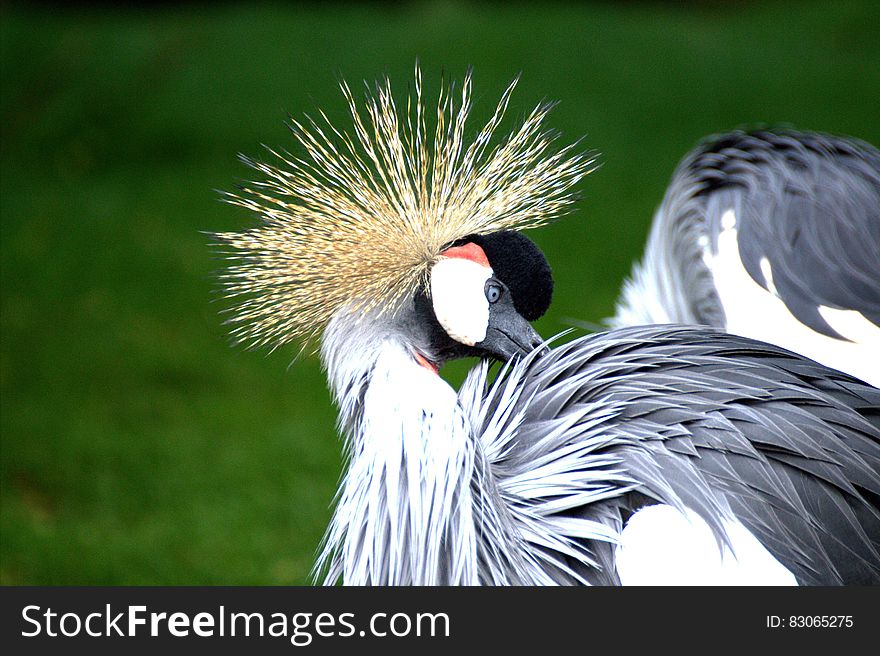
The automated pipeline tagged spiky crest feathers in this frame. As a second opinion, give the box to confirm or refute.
[215,66,595,350]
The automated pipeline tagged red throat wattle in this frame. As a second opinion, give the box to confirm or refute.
[414,352,439,375]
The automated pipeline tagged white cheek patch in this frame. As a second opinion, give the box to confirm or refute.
[430,258,493,346]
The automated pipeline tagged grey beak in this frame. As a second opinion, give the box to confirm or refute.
[476,302,547,362]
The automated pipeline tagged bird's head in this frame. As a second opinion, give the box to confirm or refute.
[215,65,593,371]
[421,231,551,365]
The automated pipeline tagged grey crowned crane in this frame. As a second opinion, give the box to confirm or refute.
[612,129,880,386]
[216,69,880,585]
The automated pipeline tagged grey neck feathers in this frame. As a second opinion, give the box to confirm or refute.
[611,180,724,329]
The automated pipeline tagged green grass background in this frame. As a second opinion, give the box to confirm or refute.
[2,1,878,584]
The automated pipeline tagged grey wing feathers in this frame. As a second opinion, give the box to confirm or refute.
[686,129,880,335]
[467,325,880,585]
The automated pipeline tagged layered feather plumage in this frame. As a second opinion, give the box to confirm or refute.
[463,325,880,584]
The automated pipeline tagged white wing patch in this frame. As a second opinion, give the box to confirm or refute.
[703,209,880,386]
[818,305,880,346]
[759,257,778,296]
[615,504,797,585]
[720,207,737,231]
[430,258,493,346]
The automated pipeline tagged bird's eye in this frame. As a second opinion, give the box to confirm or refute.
[485,281,503,304]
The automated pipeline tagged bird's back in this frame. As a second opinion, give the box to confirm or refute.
[613,129,880,385]
[688,129,880,329]
[465,325,880,585]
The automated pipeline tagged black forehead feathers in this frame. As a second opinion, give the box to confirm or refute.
[459,231,553,321]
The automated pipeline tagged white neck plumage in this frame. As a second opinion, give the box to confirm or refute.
[317,311,485,585]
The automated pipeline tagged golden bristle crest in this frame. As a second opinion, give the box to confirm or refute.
[215,65,597,350]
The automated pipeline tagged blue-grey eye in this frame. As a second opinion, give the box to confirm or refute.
[485,281,503,303]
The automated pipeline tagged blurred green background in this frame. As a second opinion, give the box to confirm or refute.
[2,1,878,585]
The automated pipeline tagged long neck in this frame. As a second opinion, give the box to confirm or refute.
[316,313,487,585]
[611,192,723,329]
